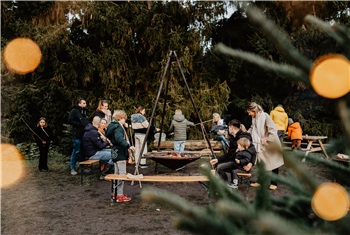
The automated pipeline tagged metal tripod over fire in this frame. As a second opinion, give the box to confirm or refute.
[132,50,215,185]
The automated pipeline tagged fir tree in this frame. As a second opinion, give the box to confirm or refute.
[141,3,350,234]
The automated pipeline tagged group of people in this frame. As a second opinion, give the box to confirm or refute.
[210,102,303,190]
[33,99,302,198]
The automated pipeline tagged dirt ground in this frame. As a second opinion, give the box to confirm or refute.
[1,153,335,235]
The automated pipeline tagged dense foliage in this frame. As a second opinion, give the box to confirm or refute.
[141,3,350,235]
[1,1,349,152]
[1,1,230,147]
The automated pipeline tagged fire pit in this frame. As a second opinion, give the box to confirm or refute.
[144,151,201,170]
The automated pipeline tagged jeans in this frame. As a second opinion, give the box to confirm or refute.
[114,160,127,196]
[215,135,229,153]
[135,133,147,165]
[89,148,113,165]
[174,140,186,153]
[70,139,81,170]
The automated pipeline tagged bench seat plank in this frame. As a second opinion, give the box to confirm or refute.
[104,174,209,182]
[79,159,100,165]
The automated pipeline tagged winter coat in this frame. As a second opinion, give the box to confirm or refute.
[131,113,149,134]
[288,122,303,140]
[94,110,105,119]
[34,126,52,147]
[210,119,227,138]
[105,121,130,161]
[168,114,195,141]
[218,130,257,165]
[235,146,256,171]
[68,105,90,139]
[270,106,288,131]
[248,112,284,171]
[82,124,109,157]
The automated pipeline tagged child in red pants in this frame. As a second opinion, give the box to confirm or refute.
[287,118,303,150]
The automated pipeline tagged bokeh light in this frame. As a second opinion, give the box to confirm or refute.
[3,37,42,75]
[311,182,349,221]
[310,54,350,99]
[1,143,25,188]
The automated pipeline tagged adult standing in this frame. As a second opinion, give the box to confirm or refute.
[68,98,90,175]
[105,110,135,203]
[94,100,112,123]
[210,119,256,182]
[33,117,53,172]
[247,102,284,190]
[131,106,155,168]
[270,104,288,142]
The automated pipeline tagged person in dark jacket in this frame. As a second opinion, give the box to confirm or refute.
[210,119,256,182]
[83,116,113,177]
[228,137,256,189]
[34,117,53,172]
[68,98,90,175]
[105,110,135,203]
[168,109,194,153]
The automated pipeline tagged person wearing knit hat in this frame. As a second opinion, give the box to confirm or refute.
[270,104,289,143]
[288,118,294,125]
[287,118,303,150]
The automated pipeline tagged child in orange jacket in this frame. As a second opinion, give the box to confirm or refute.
[287,118,303,150]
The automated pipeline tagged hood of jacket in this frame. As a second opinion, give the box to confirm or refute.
[273,106,285,113]
[84,124,98,132]
[289,122,301,129]
[131,113,146,123]
[247,144,257,156]
[105,121,119,135]
[173,114,185,122]
[73,104,87,114]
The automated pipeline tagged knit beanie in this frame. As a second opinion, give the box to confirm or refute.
[288,118,294,125]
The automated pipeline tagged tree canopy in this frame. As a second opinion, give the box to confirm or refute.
[1,1,349,148]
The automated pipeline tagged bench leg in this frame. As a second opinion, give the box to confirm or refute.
[111,180,117,204]
[238,176,251,201]
[80,165,84,185]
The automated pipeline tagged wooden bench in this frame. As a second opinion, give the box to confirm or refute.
[79,159,100,185]
[104,174,209,203]
[237,172,252,201]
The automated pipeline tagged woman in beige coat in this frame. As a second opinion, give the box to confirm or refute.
[247,102,284,190]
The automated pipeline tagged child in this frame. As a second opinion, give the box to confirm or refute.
[34,117,53,172]
[105,110,136,203]
[228,137,256,189]
[168,109,194,153]
[287,118,303,150]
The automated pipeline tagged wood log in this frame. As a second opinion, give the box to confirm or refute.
[153,140,223,150]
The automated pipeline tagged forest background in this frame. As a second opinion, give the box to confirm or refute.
[1,1,349,154]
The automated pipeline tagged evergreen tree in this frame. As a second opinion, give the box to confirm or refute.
[1,1,230,145]
[206,1,349,138]
[142,3,350,234]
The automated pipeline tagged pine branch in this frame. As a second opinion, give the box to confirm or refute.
[215,43,310,84]
[304,15,350,58]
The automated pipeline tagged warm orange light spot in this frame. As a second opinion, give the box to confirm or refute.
[312,182,349,221]
[310,54,350,99]
[1,143,25,188]
[3,38,42,75]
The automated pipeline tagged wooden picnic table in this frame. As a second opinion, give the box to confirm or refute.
[302,135,330,160]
